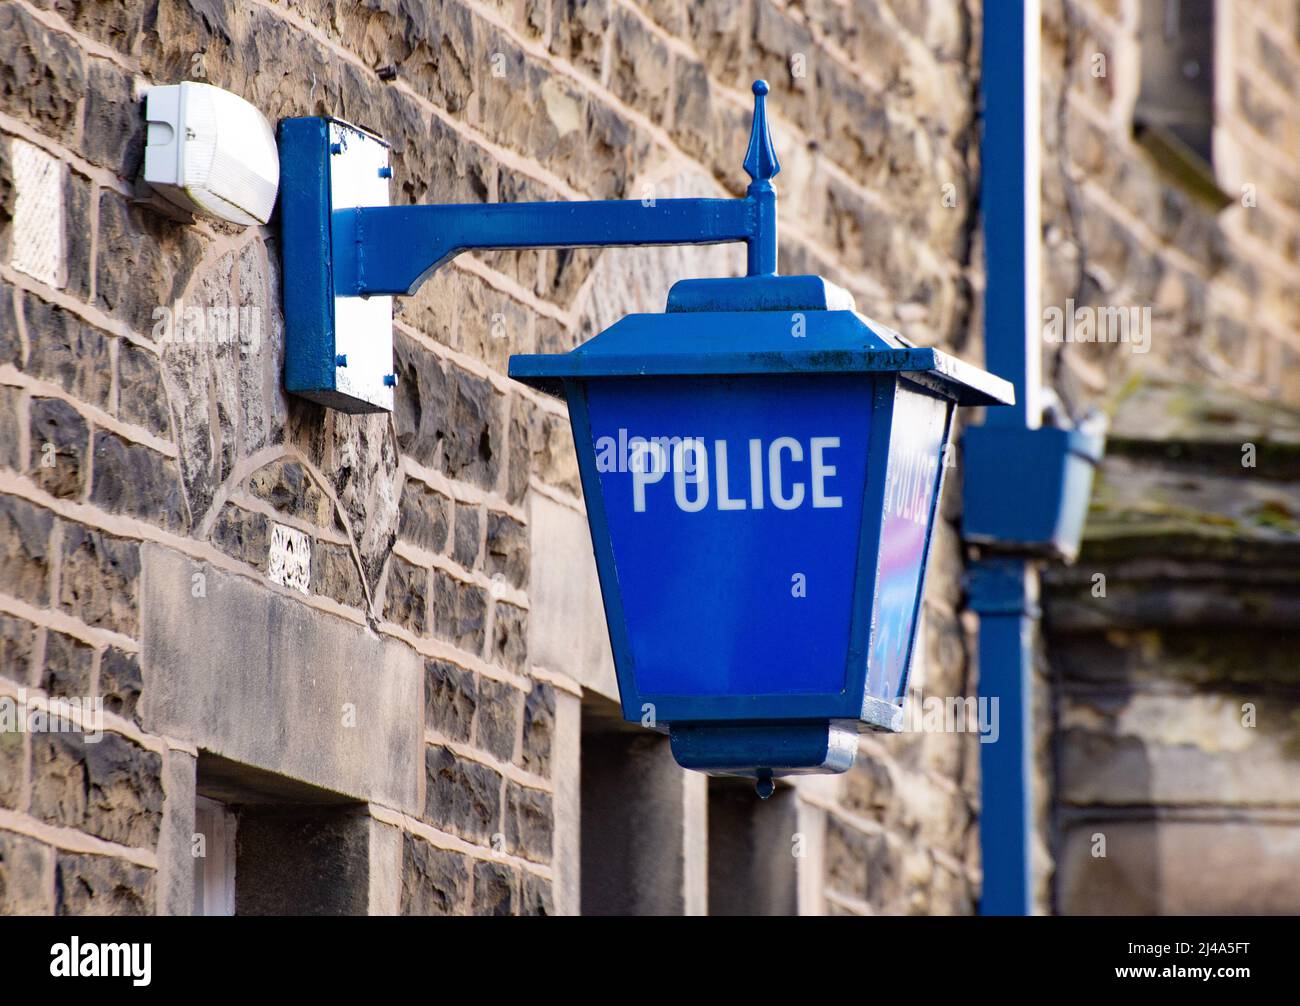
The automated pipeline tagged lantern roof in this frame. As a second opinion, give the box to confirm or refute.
[508,274,1015,408]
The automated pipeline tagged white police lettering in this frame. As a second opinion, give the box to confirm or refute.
[883,446,937,526]
[630,436,842,513]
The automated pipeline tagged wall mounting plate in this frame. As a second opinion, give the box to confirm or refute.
[279,117,394,414]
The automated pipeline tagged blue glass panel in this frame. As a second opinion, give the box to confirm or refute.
[583,374,876,698]
[865,386,950,704]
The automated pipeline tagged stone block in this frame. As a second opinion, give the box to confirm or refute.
[471,858,517,916]
[246,459,332,528]
[608,7,671,122]
[116,343,171,439]
[485,511,528,589]
[28,397,88,499]
[474,678,520,761]
[520,870,554,915]
[83,57,145,174]
[397,480,450,555]
[430,568,487,654]
[56,853,154,916]
[0,495,53,607]
[138,545,424,815]
[39,629,93,699]
[310,541,365,609]
[383,555,428,635]
[505,780,552,863]
[63,168,93,301]
[208,503,270,571]
[0,725,25,809]
[424,744,502,844]
[95,190,204,334]
[490,601,527,675]
[424,658,477,743]
[0,5,85,144]
[401,831,469,915]
[90,430,188,531]
[550,0,610,79]
[0,385,22,471]
[452,499,481,569]
[30,731,164,848]
[392,335,504,490]
[155,748,195,916]
[527,493,616,700]
[23,296,113,411]
[0,830,52,914]
[1058,818,1300,915]
[99,646,143,723]
[0,614,35,685]
[519,683,555,778]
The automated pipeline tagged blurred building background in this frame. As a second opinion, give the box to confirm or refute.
[1036,0,1300,913]
[0,0,1295,914]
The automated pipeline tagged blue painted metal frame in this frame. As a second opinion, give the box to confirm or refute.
[311,80,777,298]
[510,311,1012,406]
[280,82,782,408]
[513,240,1010,750]
[333,198,759,296]
[279,116,338,404]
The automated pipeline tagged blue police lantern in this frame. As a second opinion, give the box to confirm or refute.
[507,86,1012,793]
[277,80,1012,793]
[511,271,1011,790]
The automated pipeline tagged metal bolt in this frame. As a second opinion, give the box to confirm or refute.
[383,373,397,387]
[335,354,348,367]
[378,166,392,179]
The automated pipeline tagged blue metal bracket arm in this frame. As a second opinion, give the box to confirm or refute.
[279,80,781,412]
[334,197,759,296]
[332,80,781,298]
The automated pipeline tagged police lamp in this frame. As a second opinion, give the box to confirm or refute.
[511,274,1010,791]
[277,82,1013,790]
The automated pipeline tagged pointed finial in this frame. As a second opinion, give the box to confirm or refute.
[743,80,780,187]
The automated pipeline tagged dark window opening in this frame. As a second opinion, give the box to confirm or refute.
[579,695,691,915]
[194,752,370,916]
[1134,0,1231,205]
[707,776,799,916]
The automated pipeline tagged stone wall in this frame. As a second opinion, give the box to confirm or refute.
[1041,0,1300,414]
[1039,0,1300,913]
[1043,378,1300,913]
[0,0,986,914]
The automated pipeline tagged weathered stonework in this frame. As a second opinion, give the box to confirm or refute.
[55,853,155,916]
[1034,0,1300,914]
[6,0,1283,918]
[30,731,163,848]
